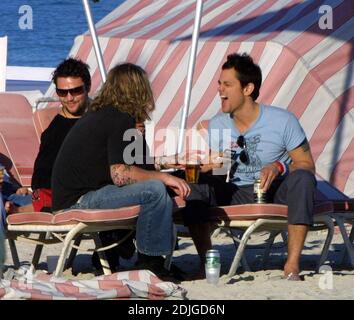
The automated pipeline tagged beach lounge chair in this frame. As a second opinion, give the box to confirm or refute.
[316,176,354,268]
[0,93,39,187]
[32,105,61,141]
[5,206,140,277]
[5,195,184,277]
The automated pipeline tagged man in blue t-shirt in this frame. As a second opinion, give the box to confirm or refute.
[191,53,316,281]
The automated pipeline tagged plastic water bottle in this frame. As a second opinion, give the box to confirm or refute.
[205,249,221,284]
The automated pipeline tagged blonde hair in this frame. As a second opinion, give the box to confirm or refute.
[90,63,155,122]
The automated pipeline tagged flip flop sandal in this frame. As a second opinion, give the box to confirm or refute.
[286,272,303,281]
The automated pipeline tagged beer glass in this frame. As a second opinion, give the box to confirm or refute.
[185,161,200,184]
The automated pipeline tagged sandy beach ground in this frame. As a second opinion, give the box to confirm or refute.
[2,227,354,300]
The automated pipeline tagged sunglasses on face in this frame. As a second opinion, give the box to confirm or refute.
[56,85,85,97]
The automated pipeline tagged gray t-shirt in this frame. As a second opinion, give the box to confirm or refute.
[208,104,306,186]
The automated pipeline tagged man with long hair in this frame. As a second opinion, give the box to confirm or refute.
[52,63,190,277]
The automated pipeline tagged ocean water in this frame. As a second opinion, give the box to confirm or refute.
[0,0,124,67]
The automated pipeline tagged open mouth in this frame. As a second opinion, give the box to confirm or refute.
[220,95,228,100]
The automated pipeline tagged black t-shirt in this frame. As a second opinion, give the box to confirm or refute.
[51,106,135,211]
[31,114,79,189]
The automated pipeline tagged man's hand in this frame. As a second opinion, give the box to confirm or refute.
[259,163,281,191]
[159,173,191,199]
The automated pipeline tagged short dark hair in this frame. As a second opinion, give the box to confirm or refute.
[222,53,262,101]
[52,57,91,91]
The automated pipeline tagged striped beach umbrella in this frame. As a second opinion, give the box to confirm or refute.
[45,0,354,197]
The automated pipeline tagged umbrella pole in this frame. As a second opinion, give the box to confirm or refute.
[82,0,107,83]
[177,0,204,155]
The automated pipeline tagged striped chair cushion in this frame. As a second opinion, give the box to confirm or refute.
[173,202,334,224]
[207,204,288,221]
[7,212,54,225]
[7,206,140,226]
[54,206,140,225]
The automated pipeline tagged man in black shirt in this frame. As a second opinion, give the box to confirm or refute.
[31,58,91,212]
[52,63,190,277]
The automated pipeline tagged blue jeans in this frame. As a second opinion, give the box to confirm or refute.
[70,180,174,256]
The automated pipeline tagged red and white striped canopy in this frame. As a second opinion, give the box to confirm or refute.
[45,0,354,197]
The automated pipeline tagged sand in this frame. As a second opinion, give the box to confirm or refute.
[2,228,354,300]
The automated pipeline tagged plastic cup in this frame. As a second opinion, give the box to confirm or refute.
[205,265,221,284]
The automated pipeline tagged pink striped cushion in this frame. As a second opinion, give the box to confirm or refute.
[173,202,334,224]
[7,212,54,225]
[207,204,288,221]
[53,206,140,225]
[173,203,288,224]
[7,206,140,226]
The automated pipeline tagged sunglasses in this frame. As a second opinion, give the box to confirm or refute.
[56,85,85,97]
[228,135,249,180]
[237,135,249,164]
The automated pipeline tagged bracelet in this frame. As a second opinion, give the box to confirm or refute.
[275,161,289,176]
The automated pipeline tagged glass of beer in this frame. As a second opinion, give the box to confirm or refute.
[185,161,200,184]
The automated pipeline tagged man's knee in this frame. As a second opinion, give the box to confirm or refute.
[288,169,316,188]
[144,179,167,196]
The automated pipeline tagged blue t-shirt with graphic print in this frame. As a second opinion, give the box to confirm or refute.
[208,104,306,186]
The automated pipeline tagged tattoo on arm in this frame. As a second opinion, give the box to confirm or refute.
[110,164,137,186]
[299,138,310,152]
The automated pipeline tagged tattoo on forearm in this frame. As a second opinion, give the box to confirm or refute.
[111,164,137,186]
[298,138,310,152]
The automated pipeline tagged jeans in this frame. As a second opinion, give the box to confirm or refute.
[70,180,174,256]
